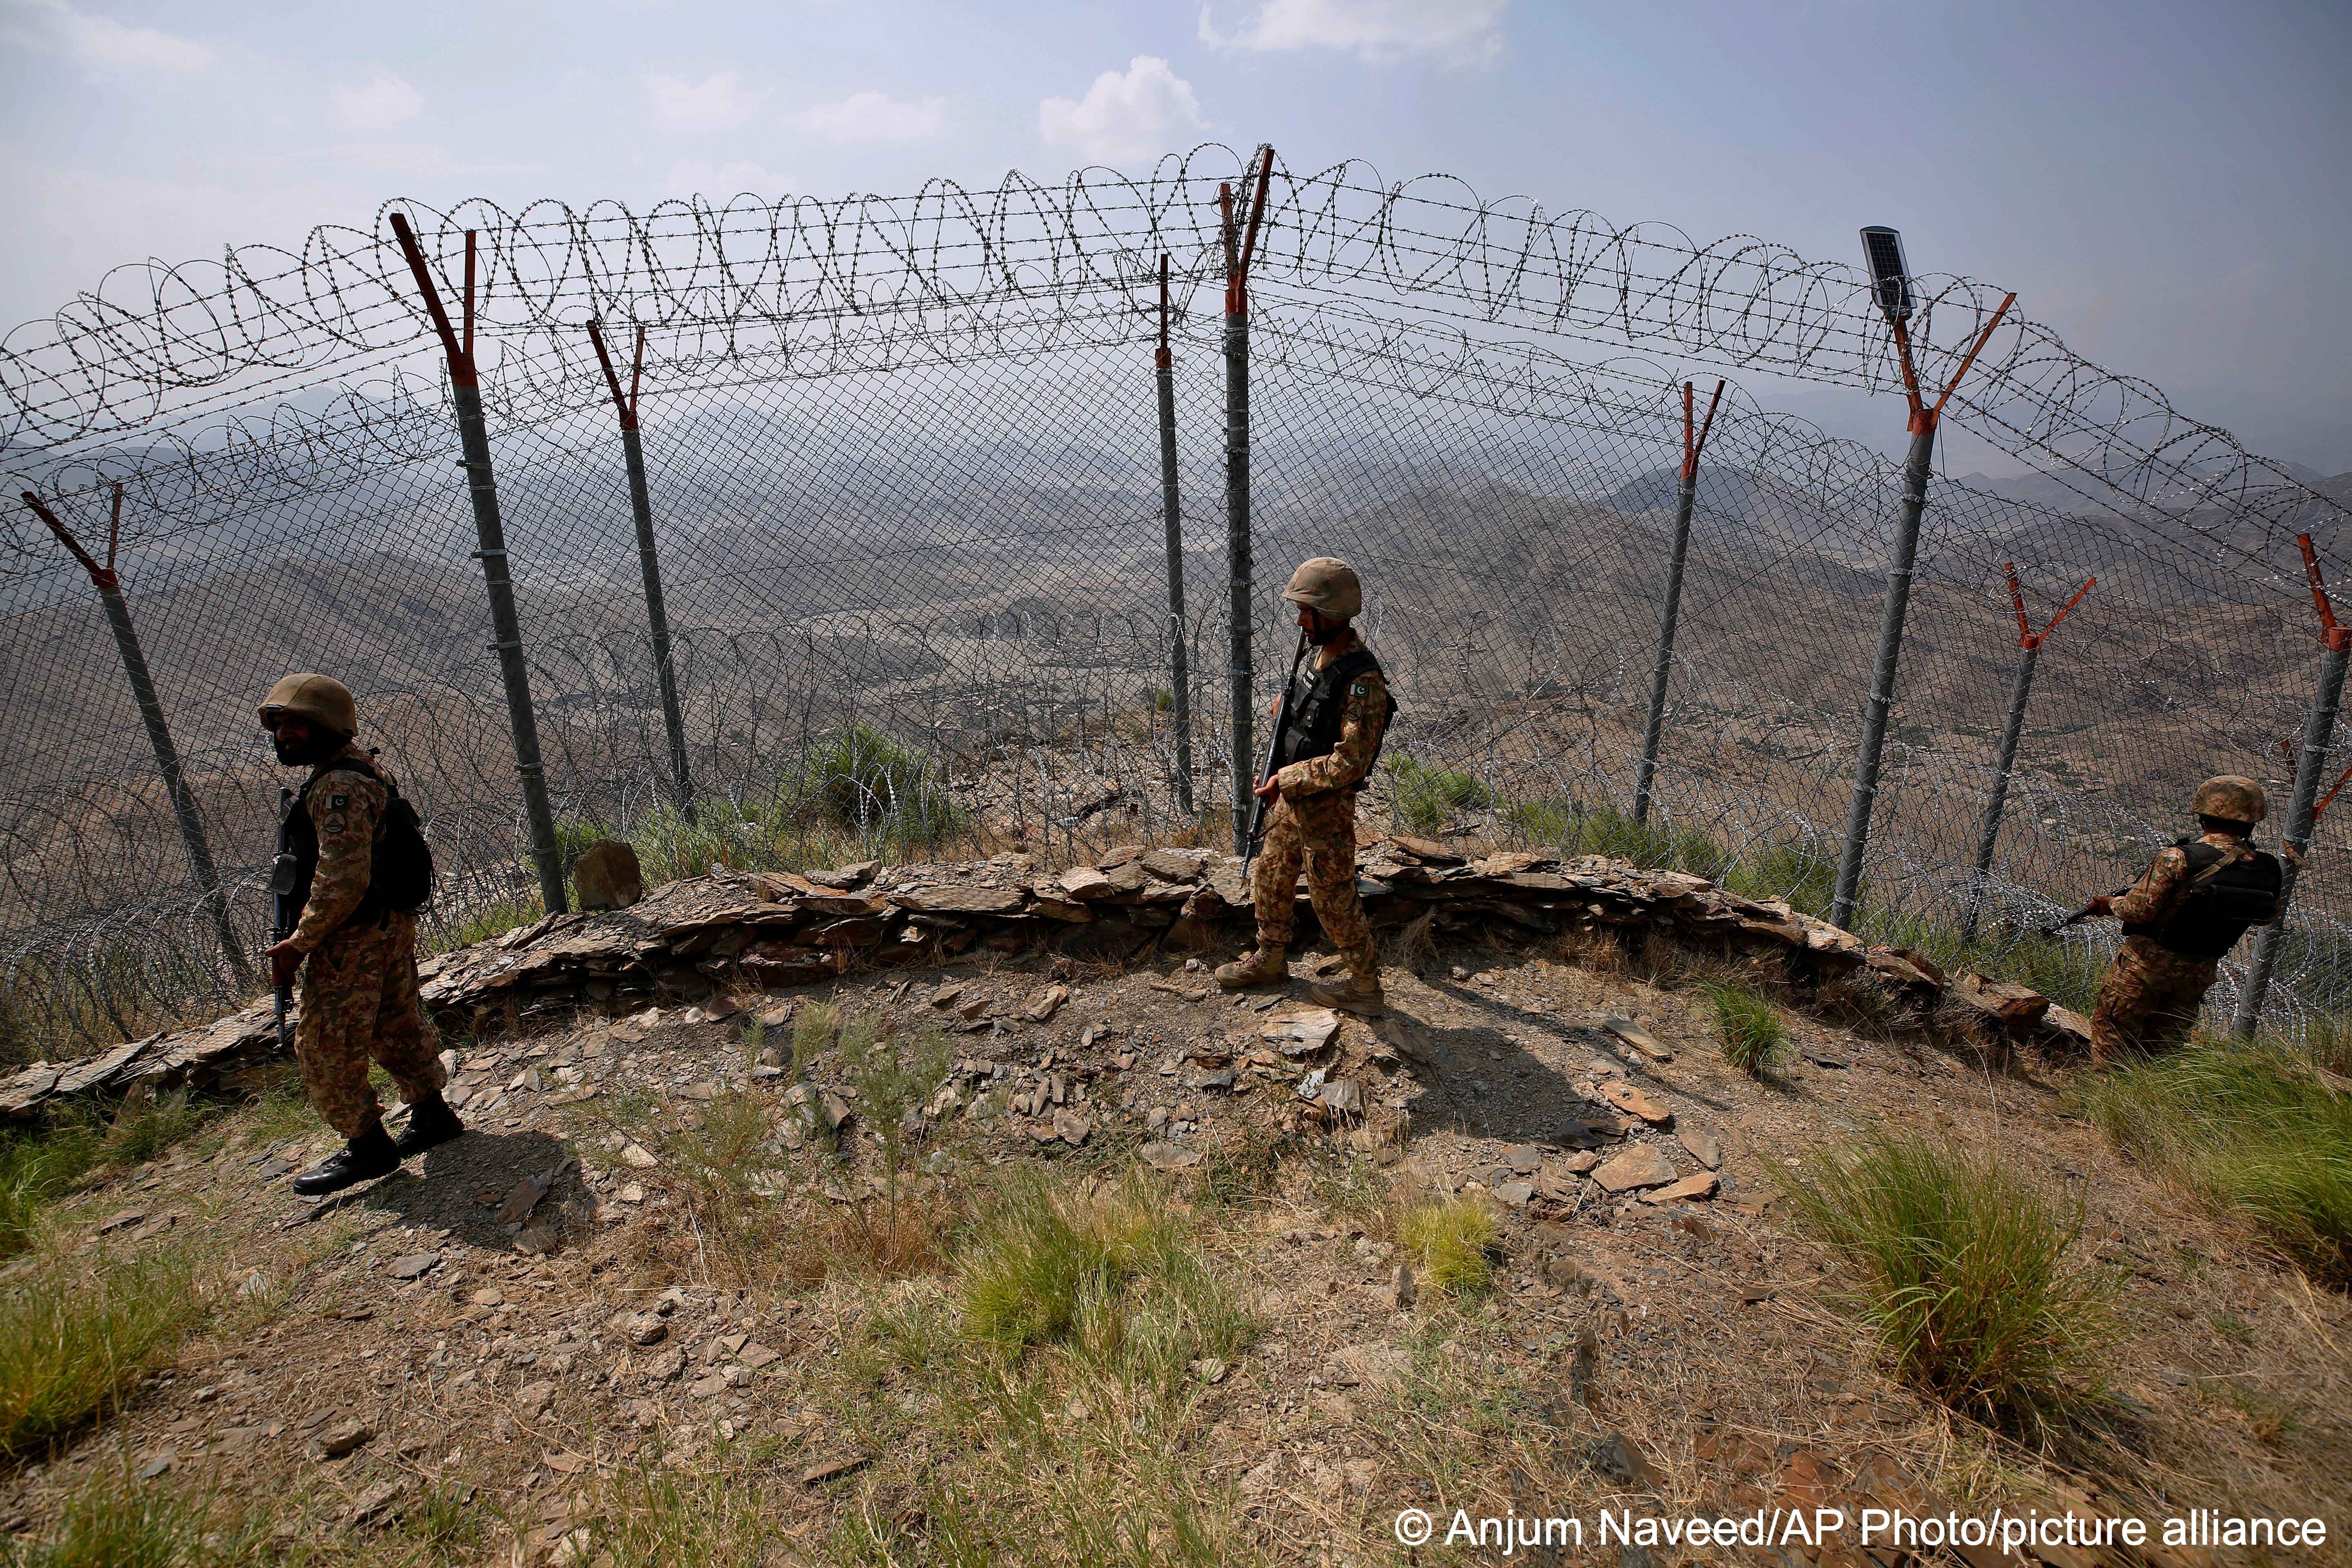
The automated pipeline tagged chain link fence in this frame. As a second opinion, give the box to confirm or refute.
[4,147,2348,1057]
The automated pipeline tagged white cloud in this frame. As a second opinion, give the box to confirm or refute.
[1038,57,1207,167]
[645,69,763,134]
[1,0,211,75]
[1199,0,1504,63]
[332,71,423,133]
[783,91,947,144]
[665,159,794,198]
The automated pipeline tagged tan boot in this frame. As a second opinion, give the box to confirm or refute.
[1309,946,1385,1016]
[1215,942,1288,988]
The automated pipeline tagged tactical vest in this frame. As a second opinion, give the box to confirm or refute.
[1272,648,1397,786]
[279,755,436,929]
[2121,838,2281,958]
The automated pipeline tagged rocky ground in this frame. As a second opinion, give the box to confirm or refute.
[2,847,2346,1567]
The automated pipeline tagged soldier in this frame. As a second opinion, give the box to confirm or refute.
[2083,775,2283,1066]
[1216,558,1397,1016]
[258,673,462,1196]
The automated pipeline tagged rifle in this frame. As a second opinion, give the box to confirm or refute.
[270,786,298,1049]
[2038,886,2131,938]
[1241,630,1311,876]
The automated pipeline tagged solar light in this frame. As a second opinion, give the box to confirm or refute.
[1859,226,1914,323]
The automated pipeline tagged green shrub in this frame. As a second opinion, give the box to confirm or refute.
[1703,980,1786,1074]
[773,722,962,846]
[430,891,545,954]
[2070,1044,2351,1286]
[1780,1131,2122,1429]
[1396,1197,1499,1295]
[1385,756,1496,834]
[0,1123,101,1260]
[1505,798,1728,879]
[1723,841,1839,920]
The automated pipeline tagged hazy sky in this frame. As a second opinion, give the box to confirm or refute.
[4,0,2348,469]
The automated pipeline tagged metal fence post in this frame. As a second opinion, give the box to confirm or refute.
[586,320,696,820]
[390,215,568,915]
[1223,147,1274,855]
[1831,284,2017,931]
[2234,533,2351,1033]
[22,485,253,989]
[1154,254,1195,817]
[1960,564,2093,941]
[1633,379,1722,824]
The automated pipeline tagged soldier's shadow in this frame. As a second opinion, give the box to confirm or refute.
[327,1128,578,1250]
[1379,978,1735,1155]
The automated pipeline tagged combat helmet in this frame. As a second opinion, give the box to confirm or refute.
[1281,557,1362,620]
[2191,775,2267,826]
[258,673,358,738]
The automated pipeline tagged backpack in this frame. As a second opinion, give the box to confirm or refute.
[281,755,436,924]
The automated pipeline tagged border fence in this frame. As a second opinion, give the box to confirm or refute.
[4,145,2348,1058]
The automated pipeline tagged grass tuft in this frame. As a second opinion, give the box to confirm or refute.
[0,1252,207,1461]
[1396,1197,1499,1296]
[1703,980,1787,1075]
[2070,1042,2351,1286]
[1780,1130,2122,1430]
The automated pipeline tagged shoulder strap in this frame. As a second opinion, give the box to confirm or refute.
[300,756,388,804]
[1321,649,1383,689]
[2180,841,2249,891]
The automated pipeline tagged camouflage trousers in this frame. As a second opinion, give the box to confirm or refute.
[296,911,445,1137]
[2089,935,2217,1063]
[1251,788,1371,956]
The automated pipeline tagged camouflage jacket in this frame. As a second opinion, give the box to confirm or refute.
[2112,832,2278,928]
[1274,627,1390,798]
[290,741,393,952]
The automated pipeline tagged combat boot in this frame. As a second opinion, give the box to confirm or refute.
[290,1123,401,1197]
[1215,942,1288,988]
[1309,946,1386,1017]
[392,1094,465,1159]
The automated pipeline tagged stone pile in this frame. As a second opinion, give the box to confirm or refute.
[0,834,2085,1120]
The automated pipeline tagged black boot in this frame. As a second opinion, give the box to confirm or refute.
[291,1124,401,1197]
[392,1095,465,1159]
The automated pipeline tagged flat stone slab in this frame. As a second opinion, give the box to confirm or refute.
[1600,1080,1673,1125]
[1642,1172,1720,1205]
[1591,1146,1677,1193]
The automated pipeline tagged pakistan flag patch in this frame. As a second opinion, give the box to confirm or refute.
[1350,682,1372,697]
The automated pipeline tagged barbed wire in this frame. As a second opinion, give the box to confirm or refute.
[2,149,2348,1059]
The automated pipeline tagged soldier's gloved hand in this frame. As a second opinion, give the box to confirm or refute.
[1253,775,1281,801]
[2085,894,2116,918]
[265,938,303,991]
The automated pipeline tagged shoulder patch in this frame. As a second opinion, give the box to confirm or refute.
[1350,682,1372,698]
[323,812,348,834]
[327,793,350,810]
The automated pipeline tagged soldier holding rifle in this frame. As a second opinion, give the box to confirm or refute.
[2074,776,2283,1066]
[1216,559,1397,1016]
[258,673,461,1195]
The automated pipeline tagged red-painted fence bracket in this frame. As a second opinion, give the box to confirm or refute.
[1680,379,1724,483]
[2298,533,2352,651]
[2005,562,2094,650]
[21,490,116,589]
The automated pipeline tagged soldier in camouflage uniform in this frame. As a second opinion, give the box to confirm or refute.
[2085,775,2283,1067]
[1216,559,1396,1016]
[259,673,461,1196]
